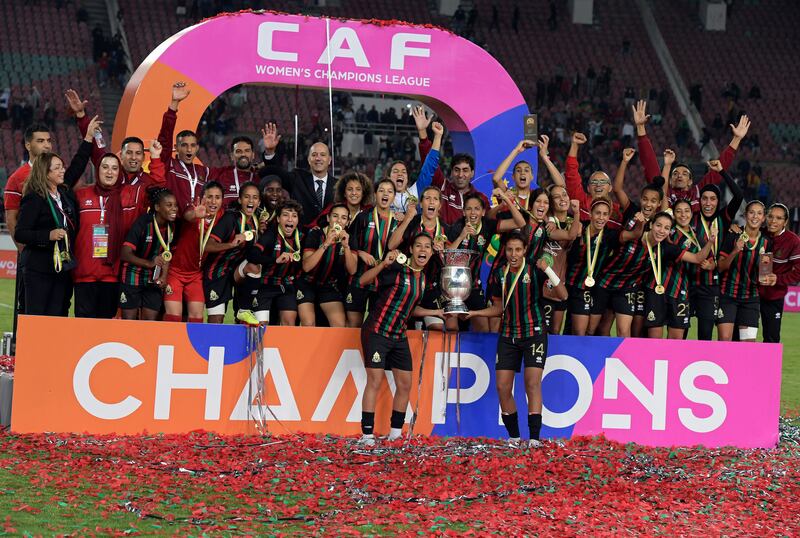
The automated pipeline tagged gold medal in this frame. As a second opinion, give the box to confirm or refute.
[407,195,417,205]
[244,230,254,242]
[161,251,172,262]
[153,216,173,263]
[655,285,665,295]
[292,251,301,262]
[435,234,447,243]
[645,235,664,296]
[584,276,595,288]
[332,223,342,233]
[584,227,603,289]
[740,232,750,243]
[396,253,408,265]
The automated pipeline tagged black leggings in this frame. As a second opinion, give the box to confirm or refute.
[23,268,72,316]
[760,298,784,343]
[74,281,120,319]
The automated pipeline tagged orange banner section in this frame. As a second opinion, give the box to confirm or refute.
[0,250,17,279]
[12,316,448,436]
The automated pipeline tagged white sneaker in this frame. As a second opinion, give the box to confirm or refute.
[507,437,522,448]
[528,439,542,449]
[387,428,403,441]
[357,434,376,447]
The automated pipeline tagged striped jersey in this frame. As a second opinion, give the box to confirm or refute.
[363,262,426,340]
[488,263,545,338]
[598,237,685,290]
[121,214,174,286]
[566,225,620,288]
[448,216,498,289]
[300,226,346,286]
[719,231,772,299]
[203,211,258,281]
[488,220,548,290]
[690,212,727,286]
[349,209,399,292]
[248,224,304,286]
[669,227,703,298]
[647,233,691,299]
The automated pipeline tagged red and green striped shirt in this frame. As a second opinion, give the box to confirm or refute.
[488,263,545,338]
[719,231,772,299]
[364,262,426,340]
[204,211,258,281]
[566,225,620,288]
[349,210,399,292]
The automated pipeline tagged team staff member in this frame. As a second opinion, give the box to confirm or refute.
[414,108,488,224]
[566,198,619,336]
[73,144,165,318]
[157,82,209,214]
[298,204,357,327]
[14,130,95,315]
[345,179,398,328]
[717,201,776,342]
[260,123,336,227]
[164,182,225,323]
[446,190,527,332]
[358,233,443,446]
[690,161,745,340]
[244,200,304,325]
[119,189,178,320]
[564,132,623,228]
[466,231,568,447]
[758,204,800,342]
[202,182,261,323]
[209,136,257,208]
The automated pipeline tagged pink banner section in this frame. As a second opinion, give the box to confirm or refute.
[572,339,782,448]
[784,286,800,312]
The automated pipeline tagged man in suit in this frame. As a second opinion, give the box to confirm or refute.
[259,122,336,227]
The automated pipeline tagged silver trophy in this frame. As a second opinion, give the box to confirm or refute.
[440,249,478,314]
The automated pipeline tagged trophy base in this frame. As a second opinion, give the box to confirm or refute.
[443,303,468,315]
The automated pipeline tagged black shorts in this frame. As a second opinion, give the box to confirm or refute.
[568,286,595,316]
[718,295,760,327]
[634,289,646,316]
[420,281,443,310]
[296,279,342,306]
[496,333,548,371]
[465,287,487,310]
[593,287,637,316]
[253,283,297,313]
[344,284,376,313]
[541,298,567,329]
[204,275,233,309]
[119,283,163,311]
[643,289,691,329]
[691,284,720,321]
[360,329,413,371]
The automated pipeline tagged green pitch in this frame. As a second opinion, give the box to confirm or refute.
[0,278,796,411]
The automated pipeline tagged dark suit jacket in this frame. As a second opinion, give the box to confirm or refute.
[259,145,336,227]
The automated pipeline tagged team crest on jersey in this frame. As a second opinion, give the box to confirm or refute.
[647,311,655,322]
[209,290,219,301]
[119,292,127,304]
[296,290,304,300]
[759,247,766,255]
[477,235,486,246]
[372,352,381,363]
[522,273,531,284]
[716,308,724,319]
[684,239,692,249]
[346,293,353,304]
[252,297,258,307]
[535,228,543,238]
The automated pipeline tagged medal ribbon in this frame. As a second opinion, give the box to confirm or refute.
[153,216,173,257]
[199,214,216,266]
[677,226,701,249]
[502,259,527,310]
[700,216,719,256]
[278,226,301,255]
[585,227,603,281]
[744,231,761,251]
[239,212,259,239]
[645,235,663,289]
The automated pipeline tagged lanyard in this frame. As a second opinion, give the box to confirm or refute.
[373,207,393,260]
[233,167,253,194]
[199,214,216,266]
[99,196,107,224]
[502,260,526,309]
[585,227,603,279]
[421,217,442,239]
[179,161,199,199]
[153,217,173,258]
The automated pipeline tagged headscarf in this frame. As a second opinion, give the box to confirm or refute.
[94,153,125,266]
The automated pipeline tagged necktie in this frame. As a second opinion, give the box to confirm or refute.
[315,179,324,207]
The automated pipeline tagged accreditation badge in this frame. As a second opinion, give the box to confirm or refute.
[92,224,109,258]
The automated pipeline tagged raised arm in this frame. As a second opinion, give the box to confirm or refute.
[360,250,398,287]
[65,89,105,166]
[620,212,646,242]
[492,139,535,189]
[565,132,591,210]
[157,82,190,164]
[699,115,750,188]
[414,121,444,192]
[613,148,636,211]
[681,234,715,264]
[64,115,100,189]
[633,100,661,182]
[707,160,744,221]
[494,188,527,231]
[538,135,565,188]
[388,205,416,249]
[718,235,745,272]
[413,106,446,190]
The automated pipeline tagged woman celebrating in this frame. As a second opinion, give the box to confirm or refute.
[358,233,443,446]
[717,201,776,342]
[245,200,305,325]
[72,142,165,319]
[466,231,567,447]
[690,160,744,340]
[258,175,285,230]
[758,203,800,343]
[489,139,537,219]
[345,179,398,328]
[202,182,261,323]
[297,203,357,327]
[15,118,98,315]
[565,198,619,336]
[119,188,178,320]
[334,171,373,225]
[163,181,224,323]
[446,190,527,331]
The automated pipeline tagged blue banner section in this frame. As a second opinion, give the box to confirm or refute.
[431,333,622,439]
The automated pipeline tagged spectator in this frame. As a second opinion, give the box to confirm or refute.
[366,105,379,124]
[355,104,367,124]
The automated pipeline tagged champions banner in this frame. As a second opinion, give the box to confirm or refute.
[12,317,781,448]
